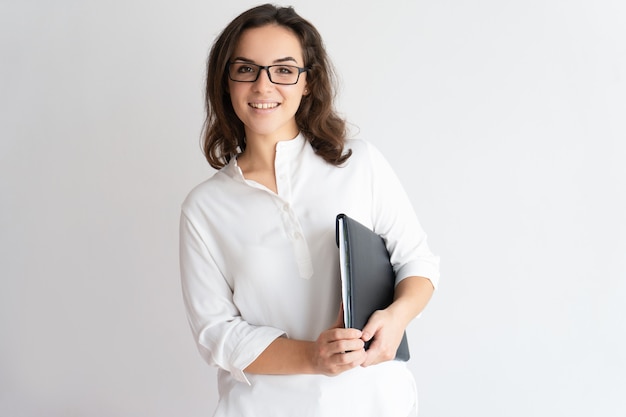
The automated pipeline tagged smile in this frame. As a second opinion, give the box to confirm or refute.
[249,102,280,109]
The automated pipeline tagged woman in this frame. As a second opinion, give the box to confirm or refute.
[180,4,440,416]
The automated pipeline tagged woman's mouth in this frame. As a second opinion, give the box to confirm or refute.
[249,102,280,109]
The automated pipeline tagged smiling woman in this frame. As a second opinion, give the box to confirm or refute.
[201,5,350,171]
[226,24,308,160]
[179,4,439,417]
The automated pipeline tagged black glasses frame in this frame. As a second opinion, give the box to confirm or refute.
[227,62,309,85]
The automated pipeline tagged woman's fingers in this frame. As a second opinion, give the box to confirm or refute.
[361,310,405,367]
[312,328,366,375]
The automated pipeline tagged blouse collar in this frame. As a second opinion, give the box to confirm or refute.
[223,133,306,182]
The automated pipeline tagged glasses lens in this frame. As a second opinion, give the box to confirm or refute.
[268,65,300,84]
[229,63,259,82]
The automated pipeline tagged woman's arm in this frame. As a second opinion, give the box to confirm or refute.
[360,276,435,367]
[244,307,367,376]
[246,276,434,374]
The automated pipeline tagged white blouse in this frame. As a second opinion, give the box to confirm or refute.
[180,134,439,417]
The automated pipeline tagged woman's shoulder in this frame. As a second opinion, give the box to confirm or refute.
[343,138,386,165]
[181,167,235,213]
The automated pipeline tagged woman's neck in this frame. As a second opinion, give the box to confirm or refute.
[237,132,299,194]
[238,138,276,172]
[237,131,300,193]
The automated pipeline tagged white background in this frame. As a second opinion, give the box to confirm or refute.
[1,0,625,416]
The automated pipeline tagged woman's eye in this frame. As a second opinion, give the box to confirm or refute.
[274,66,294,75]
[237,65,255,73]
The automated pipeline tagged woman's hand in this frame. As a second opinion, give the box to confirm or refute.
[360,276,435,367]
[360,308,406,367]
[310,305,366,376]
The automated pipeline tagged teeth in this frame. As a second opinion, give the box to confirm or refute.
[250,102,279,109]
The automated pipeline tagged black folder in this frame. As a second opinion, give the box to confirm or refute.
[335,213,410,361]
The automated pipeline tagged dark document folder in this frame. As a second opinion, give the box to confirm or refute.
[335,213,410,361]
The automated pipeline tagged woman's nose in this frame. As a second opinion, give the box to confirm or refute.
[253,68,274,90]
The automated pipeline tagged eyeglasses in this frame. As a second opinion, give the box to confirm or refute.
[227,62,309,85]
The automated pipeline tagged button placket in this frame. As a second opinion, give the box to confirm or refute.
[273,151,313,279]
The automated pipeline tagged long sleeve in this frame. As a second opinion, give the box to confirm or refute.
[366,143,440,288]
[179,211,285,385]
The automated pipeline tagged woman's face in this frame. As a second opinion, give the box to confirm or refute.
[228,24,308,142]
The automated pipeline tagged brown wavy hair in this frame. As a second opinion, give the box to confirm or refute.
[202,4,351,169]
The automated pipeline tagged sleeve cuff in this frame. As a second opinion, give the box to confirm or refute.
[395,256,440,289]
[227,326,287,385]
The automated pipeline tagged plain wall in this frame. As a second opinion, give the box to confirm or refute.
[1,0,624,416]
